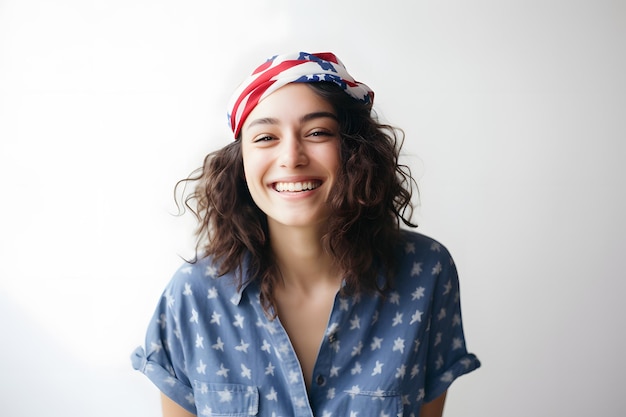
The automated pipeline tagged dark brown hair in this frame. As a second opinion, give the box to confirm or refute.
[176,82,417,315]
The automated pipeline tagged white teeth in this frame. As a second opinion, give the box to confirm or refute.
[275,181,320,192]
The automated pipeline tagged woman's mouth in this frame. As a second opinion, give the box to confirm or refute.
[273,180,322,192]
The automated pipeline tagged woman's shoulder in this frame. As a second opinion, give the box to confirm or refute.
[391,229,459,294]
[393,230,457,279]
[164,255,241,300]
[398,229,453,259]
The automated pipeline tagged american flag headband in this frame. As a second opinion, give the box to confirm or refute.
[227,52,375,139]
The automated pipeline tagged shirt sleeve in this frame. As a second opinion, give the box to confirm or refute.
[423,247,480,403]
[131,271,197,414]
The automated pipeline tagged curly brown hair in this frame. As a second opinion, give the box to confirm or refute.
[176,82,418,315]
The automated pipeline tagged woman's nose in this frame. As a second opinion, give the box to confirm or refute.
[278,136,308,168]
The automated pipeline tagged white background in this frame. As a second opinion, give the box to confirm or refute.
[1,0,624,416]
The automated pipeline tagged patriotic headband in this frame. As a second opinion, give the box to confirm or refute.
[227,51,374,139]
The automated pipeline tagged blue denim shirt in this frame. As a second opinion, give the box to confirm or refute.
[131,231,480,416]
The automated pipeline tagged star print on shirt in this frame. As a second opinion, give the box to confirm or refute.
[288,370,300,384]
[261,339,272,353]
[371,310,379,324]
[150,341,163,354]
[156,313,167,329]
[392,337,405,354]
[195,333,204,349]
[210,311,221,325]
[435,354,444,370]
[266,387,278,401]
[205,265,217,277]
[417,389,425,402]
[389,292,400,304]
[216,363,229,378]
[395,364,406,379]
[218,388,233,402]
[232,314,245,328]
[212,337,224,351]
[372,361,384,376]
[440,371,454,383]
[346,385,361,399]
[411,286,425,300]
[410,310,423,324]
[235,339,250,353]
[196,359,206,374]
[372,388,386,401]
[411,262,423,276]
[452,338,464,350]
[350,362,362,375]
[370,337,383,350]
[183,283,193,296]
[189,308,199,324]
[413,339,421,353]
[241,363,252,379]
[165,290,175,308]
[405,242,416,253]
[278,343,290,356]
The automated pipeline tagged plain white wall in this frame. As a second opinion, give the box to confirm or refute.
[1,0,624,416]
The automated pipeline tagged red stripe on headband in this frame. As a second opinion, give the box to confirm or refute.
[230,60,306,133]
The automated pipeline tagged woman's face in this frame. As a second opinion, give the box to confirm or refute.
[240,83,341,231]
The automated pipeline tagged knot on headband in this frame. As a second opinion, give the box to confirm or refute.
[227,51,374,139]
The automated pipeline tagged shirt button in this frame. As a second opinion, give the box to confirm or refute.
[316,375,326,386]
[328,333,337,344]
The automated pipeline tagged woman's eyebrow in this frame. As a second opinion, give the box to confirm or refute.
[246,117,279,129]
[300,111,338,123]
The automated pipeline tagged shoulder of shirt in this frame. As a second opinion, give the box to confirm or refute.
[165,255,242,300]
[398,229,453,258]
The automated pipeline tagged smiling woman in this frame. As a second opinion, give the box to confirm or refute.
[131,51,480,417]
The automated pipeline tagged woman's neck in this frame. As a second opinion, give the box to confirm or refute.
[268,221,340,293]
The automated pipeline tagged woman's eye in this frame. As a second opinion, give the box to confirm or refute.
[309,130,332,137]
[253,135,275,143]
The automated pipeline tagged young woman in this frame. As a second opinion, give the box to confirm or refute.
[132,52,480,417]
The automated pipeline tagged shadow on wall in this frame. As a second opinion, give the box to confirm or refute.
[0,292,158,417]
